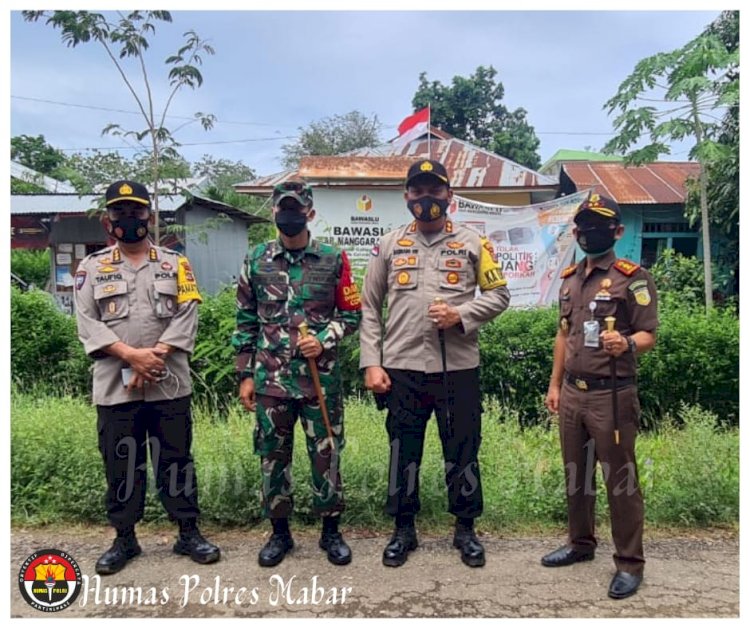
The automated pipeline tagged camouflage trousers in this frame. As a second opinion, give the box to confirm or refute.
[253,393,345,519]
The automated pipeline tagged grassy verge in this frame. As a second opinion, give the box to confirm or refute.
[11,393,738,532]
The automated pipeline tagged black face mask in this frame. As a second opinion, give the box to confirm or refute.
[110,216,150,243]
[407,196,450,222]
[576,227,617,256]
[275,208,308,237]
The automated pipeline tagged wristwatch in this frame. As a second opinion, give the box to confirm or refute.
[625,335,637,354]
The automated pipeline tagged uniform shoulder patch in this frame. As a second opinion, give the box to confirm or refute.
[560,264,578,279]
[614,259,640,276]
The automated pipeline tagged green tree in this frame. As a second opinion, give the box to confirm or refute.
[23,10,217,242]
[603,23,738,311]
[281,111,381,169]
[10,134,66,174]
[412,65,541,170]
[686,11,739,296]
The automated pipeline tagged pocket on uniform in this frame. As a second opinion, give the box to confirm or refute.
[257,285,288,322]
[437,258,467,292]
[153,279,178,318]
[94,281,129,321]
[391,256,419,290]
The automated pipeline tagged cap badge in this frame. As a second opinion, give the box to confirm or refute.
[420,161,433,172]
[119,183,133,196]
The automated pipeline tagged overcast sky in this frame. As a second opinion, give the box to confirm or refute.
[9,9,721,178]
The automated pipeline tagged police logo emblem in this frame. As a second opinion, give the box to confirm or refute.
[397,239,414,247]
[408,256,417,265]
[397,271,410,285]
[420,161,433,172]
[75,271,86,291]
[18,549,82,612]
[119,183,133,196]
[447,272,460,284]
[430,204,441,219]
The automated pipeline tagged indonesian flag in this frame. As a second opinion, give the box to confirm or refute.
[393,106,430,147]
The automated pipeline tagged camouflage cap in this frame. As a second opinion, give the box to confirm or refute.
[574,191,621,224]
[272,178,313,207]
[105,180,151,207]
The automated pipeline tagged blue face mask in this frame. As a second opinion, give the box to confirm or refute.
[407,196,450,222]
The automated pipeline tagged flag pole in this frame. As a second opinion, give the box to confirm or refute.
[428,104,431,159]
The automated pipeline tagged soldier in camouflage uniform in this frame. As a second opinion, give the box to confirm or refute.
[233,179,362,567]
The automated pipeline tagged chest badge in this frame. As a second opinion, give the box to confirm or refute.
[446,272,460,285]
[397,271,411,285]
[446,241,464,250]
[161,261,173,271]
[98,265,116,273]
[397,238,414,247]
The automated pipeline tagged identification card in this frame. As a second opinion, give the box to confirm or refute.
[583,320,600,348]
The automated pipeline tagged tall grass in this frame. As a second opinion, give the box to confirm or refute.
[11,393,738,531]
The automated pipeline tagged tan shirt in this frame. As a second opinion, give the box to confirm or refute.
[360,220,511,373]
[559,250,659,379]
[74,244,202,406]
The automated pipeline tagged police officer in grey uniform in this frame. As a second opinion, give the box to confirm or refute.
[75,180,219,575]
[360,159,511,567]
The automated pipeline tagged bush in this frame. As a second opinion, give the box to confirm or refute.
[11,249,51,288]
[10,287,90,395]
[11,393,738,529]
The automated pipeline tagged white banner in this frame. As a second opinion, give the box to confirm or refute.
[310,188,589,307]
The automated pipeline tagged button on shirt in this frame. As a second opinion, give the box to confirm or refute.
[559,250,658,379]
[360,220,511,373]
[74,245,201,406]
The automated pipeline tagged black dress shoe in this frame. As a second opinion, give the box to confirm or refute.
[382,527,418,567]
[173,527,221,564]
[608,571,642,599]
[453,526,486,568]
[541,545,595,567]
[95,535,142,575]
[258,533,294,567]
[319,531,352,566]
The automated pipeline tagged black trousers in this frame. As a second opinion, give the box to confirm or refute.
[96,395,200,529]
[383,368,483,520]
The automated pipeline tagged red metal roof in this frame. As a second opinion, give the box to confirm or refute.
[562,161,701,204]
[235,127,557,193]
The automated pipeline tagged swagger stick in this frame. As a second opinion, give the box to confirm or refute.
[298,321,335,451]
[605,316,620,445]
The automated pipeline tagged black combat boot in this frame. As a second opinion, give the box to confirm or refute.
[95,526,142,575]
[453,518,485,568]
[258,518,294,567]
[319,516,352,566]
[173,518,221,564]
[382,515,418,567]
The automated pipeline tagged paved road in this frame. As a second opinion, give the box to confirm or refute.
[10,526,738,618]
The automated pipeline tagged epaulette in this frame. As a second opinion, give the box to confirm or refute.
[560,264,578,279]
[613,259,640,276]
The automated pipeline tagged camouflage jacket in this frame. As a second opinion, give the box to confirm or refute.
[232,236,362,399]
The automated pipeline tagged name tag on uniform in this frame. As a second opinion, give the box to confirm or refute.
[583,320,600,348]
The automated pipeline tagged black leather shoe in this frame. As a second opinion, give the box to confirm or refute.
[319,532,352,566]
[258,533,294,567]
[382,527,418,567]
[608,571,642,599]
[95,535,142,575]
[173,527,221,564]
[541,545,595,567]
[453,526,486,568]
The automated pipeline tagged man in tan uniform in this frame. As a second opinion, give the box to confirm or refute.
[542,192,658,600]
[360,159,511,568]
[75,180,219,575]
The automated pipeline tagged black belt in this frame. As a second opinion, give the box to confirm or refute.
[564,372,635,391]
